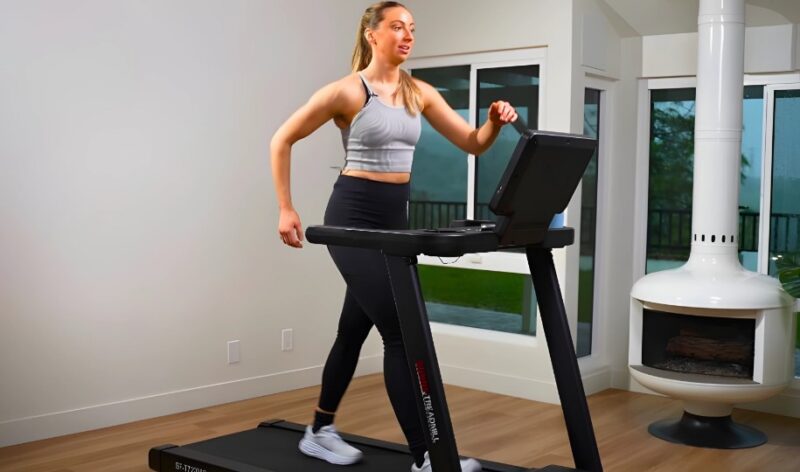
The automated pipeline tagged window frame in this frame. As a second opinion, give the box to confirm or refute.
[634,73,800,282]
[578,76,613,361]
[407,48,547,275]
[759,82,800,275]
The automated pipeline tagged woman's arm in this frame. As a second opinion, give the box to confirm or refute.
[416,79,518,156]
[270,81,346,248]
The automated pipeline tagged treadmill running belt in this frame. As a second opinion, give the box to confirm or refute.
[150,420,538,471]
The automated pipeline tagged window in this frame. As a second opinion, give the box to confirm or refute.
[644,81,799,378]
[409,53,543,335]
[645,86,764,274]
[766,89,800,276]
[764,86,800,377]
[577,88,601,357]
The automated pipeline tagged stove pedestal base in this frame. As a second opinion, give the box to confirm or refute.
[648,411,767,449]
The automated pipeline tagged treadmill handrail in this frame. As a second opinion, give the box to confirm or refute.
[306,225,500,257]
[306,225,575,257]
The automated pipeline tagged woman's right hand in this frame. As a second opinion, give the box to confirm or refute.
[278,208,304,248]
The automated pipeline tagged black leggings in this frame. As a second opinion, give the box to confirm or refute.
[318,174,425,458]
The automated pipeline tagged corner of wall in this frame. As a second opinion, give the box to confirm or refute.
[795,23,800,70]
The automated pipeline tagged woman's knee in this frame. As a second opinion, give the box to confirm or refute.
[335,324,371,347]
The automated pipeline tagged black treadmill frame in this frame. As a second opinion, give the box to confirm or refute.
[381,236,601,472]
[149,131,603,472]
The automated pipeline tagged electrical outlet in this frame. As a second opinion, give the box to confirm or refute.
[228,340,241,364]
[281,329,293,351]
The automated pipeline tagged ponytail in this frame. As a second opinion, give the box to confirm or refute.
[398,70,423,115]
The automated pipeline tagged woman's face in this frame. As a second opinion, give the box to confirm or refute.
[368,7,415,65]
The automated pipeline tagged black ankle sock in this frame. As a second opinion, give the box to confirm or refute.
[312,410,335,433]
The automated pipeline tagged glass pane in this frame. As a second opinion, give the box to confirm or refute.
[577,89,600,358]
[475,65,539,221]
[767,89,800,377]
[768,89,800,274]
[419,265,537,335]
[410,66,470,229]
[739,86,764,271]
[646,86,763,273]
[647,88,695,273]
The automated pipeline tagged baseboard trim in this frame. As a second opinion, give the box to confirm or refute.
[439,361,612,402]
[439,364,561,404]
[579,365,613,396]
[0,355,383,447]
[740,387,800,418]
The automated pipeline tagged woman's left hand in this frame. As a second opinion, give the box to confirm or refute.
[488,101,518,126]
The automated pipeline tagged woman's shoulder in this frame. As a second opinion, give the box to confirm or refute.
[411,76,436,98]
[410,76,436,106]
[302,73,365,115]
[315,73,368,105]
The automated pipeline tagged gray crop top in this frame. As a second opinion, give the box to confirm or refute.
[341,73,421,173]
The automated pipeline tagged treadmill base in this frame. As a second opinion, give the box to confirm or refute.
[149,420,583,472]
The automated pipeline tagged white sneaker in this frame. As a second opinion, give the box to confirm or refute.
[298,424,363,465]
[411,451,482,472]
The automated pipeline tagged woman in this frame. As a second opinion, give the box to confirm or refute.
[270,2,517,470]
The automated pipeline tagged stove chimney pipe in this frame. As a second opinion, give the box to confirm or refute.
[691,0,745,259]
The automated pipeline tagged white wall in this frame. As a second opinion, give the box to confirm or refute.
[603,36,643,389]
[571,0,641,394]
[642,24,799,77]
[0,0,383,447]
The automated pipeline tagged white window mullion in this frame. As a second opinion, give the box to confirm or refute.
[467,65,477,220]
[757,86,775,274]
[632,80,653,280]
[757,82,800,274]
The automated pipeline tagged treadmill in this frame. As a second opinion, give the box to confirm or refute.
[149,129,603,472]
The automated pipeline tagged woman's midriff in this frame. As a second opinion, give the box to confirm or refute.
[340,169,410,184]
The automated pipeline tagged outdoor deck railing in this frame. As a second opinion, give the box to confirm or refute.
[409,200,799,257]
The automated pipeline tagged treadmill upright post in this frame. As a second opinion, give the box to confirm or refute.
[384,254,462,472]
[526,247,603,472]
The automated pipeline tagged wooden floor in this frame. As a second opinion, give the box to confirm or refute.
[1,374,799,471]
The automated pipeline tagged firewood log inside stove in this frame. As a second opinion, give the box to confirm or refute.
[665,329,754,364]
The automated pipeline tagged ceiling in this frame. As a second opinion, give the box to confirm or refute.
[600,0,800,37]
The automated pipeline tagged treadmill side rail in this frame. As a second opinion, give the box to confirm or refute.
[306,225,499,257]
[149,445,176,471]
[150,444,272,472]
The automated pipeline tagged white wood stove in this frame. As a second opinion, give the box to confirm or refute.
[629,0,796,448]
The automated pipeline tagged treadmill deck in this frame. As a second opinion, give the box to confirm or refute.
[149,420,580,472]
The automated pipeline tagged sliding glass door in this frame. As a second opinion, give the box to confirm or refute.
[761,84,800,378]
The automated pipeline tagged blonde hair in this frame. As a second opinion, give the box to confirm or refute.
[351,1,423,115]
